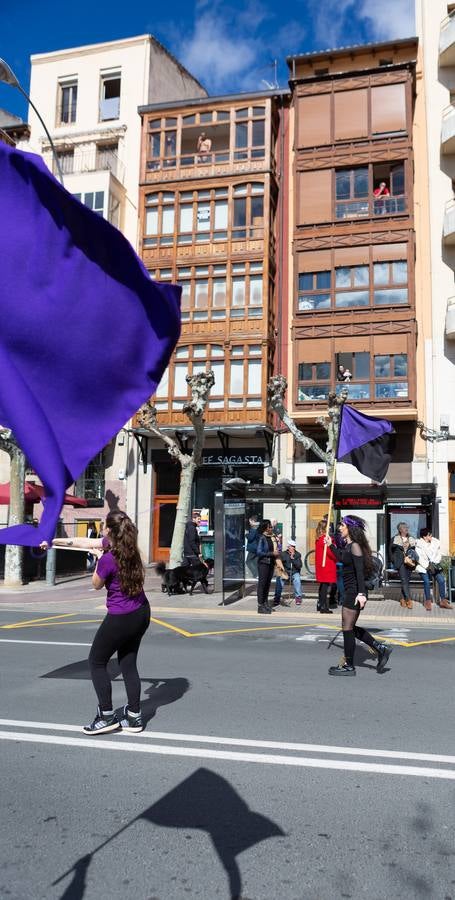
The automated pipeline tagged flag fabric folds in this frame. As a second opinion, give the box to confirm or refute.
[336,404,395,483]
[0,143,181,546]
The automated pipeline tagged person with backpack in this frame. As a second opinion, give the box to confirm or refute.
[391,522,417,609]
[245,515,260,578]
[325,515,392,676]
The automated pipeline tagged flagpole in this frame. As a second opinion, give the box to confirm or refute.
[322,457,337,567]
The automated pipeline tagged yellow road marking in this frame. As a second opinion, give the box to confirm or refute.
[401,636,455,647]
[151,616,193,637]
[1,613,77,630]
[189,623,318,637]
[7,619,103,629]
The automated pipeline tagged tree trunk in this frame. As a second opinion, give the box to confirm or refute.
[169,456,196,569]
[4,447,25,587]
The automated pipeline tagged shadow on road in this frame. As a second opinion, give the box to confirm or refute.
[52,768,284,900]
[41,661,190,725]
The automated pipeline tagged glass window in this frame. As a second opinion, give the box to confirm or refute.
[180,283,190,310]
[230,360,244,393]
[374,288,408,305]
[193,345,206,358]
[195,281,209,308]
[298,385,330,401]
[393,261,408,283]
[214,200,228,231]
[162,206,174,234]
[252,119,265,147]
[235,123,248,148]
[247,361,261,394]
[299,273,313,291]
[375,355,390,377]
[373,262,389,285]
[213,279,227,307]
[298,363,312,381]
[100,74,121,121]
[211,361,224,393]
[354,169,368,197]
[316,271,331,289]
[197,202,210,232]
[335,267,351,288]
[250,276,263,306]
[394,354,408,376]
[355,352,370,379]
[236,108,249,119]
[249,345,261,356]
[375,382,408,399]
[353,266,368,286]
[231,346,244,356]
[145,208,158,234]
[174,364,188,395]
[336,291,369,308]
[59,81,78,124]
[175,346,189,358]
[232,278,246,306]
[211,345,225,357]
[179,204,193,234]
[233,198,246,230]
[156,370,169,397]
[335,172,350,200]
[316,363,330,380]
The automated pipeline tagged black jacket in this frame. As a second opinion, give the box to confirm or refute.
[184,520,200,559]
[280,550,302,575]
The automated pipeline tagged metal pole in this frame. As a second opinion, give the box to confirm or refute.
[46,548,56,585]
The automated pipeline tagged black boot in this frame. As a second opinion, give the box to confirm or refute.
[257,605,271,614]
[373,641,392,673]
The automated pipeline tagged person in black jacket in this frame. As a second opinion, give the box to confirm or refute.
[326,516,392,676]
[256,520,279,614]
[183,513,204,566]
[273,539,303,606]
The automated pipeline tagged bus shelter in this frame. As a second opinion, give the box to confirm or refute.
[214,482,437,605]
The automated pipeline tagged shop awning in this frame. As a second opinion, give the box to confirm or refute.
[0,482,88,507]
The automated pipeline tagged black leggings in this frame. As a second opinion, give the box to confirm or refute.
[88,602,150,713]
[341,606,376,666]
[318,583,337,611]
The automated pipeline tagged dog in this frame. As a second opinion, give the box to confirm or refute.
[156,558,214,596]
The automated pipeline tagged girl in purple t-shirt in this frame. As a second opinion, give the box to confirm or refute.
[43,511,150,734]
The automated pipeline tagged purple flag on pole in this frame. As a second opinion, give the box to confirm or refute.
[0,143,180,546]
[337,404,395,483]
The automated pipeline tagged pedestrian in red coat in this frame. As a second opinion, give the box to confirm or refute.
[315,520,337,614]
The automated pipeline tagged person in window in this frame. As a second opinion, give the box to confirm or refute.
[416,528,452,611]
[197,132,212,162]
[373,181,390,214]
[256,519,280,614]
[391,522,417,609]
[342,368,352,382]
[326,516,392,676]
[337,365,347,382]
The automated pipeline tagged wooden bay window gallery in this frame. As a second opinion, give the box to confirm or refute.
[151,262,265,322]
[296,243,411,312]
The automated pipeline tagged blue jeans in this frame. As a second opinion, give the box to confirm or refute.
[274,572,303,600]
[419,571,446,602]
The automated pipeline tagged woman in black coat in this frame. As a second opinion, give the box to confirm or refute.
[256,520,279,614]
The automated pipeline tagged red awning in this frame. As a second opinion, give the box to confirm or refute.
[0,482,88,507]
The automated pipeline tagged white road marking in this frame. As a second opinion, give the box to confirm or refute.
[0,718,454,765]
[0,639,91,647]
[0,729,454,779]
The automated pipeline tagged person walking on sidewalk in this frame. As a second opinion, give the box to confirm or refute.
[416,528,452,611]
[391,522,417,609]
[273,539,304,607]
[42,510,150,734]
[326,516,392,676]
[245,514,260,578]
[256,520,279,614]
[315,520,337,614]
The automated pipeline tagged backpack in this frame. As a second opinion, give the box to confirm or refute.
[365,555,383,591]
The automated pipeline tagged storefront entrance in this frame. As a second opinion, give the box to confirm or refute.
[152,497,178,562]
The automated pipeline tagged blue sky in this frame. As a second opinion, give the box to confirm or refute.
[0,0,414,120]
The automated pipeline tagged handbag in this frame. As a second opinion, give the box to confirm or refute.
[403,548,418,568]
[427,562,443,576]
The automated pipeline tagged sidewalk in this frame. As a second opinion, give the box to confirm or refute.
[1,572,455,625]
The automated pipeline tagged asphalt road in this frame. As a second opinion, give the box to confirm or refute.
[1,609,455,900]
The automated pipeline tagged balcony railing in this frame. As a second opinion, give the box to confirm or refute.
[298,381,409,403]
[53,147,125,184]
[442,105,455,154]
[145,148,270,182]
[440,10,455,66]
[335,195,406,220]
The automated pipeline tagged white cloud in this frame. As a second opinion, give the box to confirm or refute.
[305,0,414,50]
[357,0,415,40]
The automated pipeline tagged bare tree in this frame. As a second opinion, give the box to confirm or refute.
[0,428,25,586]
[267,375,348,482]
[137,370,215,568]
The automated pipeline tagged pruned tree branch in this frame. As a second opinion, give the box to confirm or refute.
[267,376,348,480]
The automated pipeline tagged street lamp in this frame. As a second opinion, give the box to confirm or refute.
[0,57,65,186]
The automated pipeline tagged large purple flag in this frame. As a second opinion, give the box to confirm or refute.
[337,404,395,483]
[0,143,180,545]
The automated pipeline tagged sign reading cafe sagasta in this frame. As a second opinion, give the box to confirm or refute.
[202,453,266,467]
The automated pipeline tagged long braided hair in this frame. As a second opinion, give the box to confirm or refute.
[105,511,144,597]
